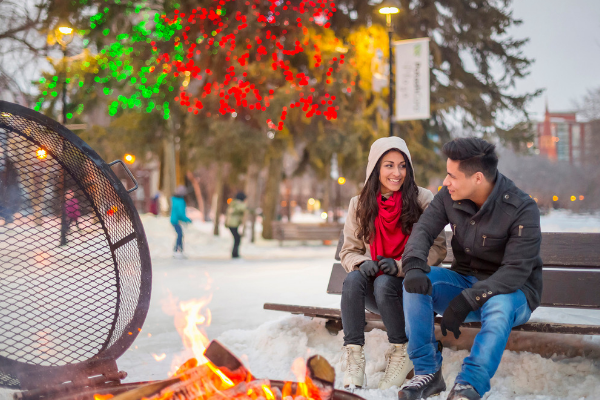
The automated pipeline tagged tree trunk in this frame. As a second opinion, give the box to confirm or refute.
[261,144,284,239]
[322,158,331,223]
[212,165,224,236]
[243,162,260,242]
[186,170,204,217]
[162,135,177,207]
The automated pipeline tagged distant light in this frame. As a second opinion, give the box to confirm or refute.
[124,154,135,164]
[58,26,73,35]
[227,198,232,204]
[338,177,346,185]
[379,6,400,14]
[570,196,576,202]
[321,212,328,220]
[552,196,558,202]
[281,200,287,207]
[36,148,47,160]
[308,198,316,205]
[267,131,275,139]
[232,112,237,118]
[526,142,534,148]
[579,195,585,201]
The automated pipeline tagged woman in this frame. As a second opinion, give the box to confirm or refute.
[339,137,447,390]
[225,192,247,258]
[171,185,191,258]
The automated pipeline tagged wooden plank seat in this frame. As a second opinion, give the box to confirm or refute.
[264,231,600,335]
[272,222,343,246]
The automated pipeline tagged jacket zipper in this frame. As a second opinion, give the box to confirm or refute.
[482,235,487,246]
[518,225,523,237]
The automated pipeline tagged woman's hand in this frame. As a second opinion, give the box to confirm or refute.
[377,255,398,276]
[358,260,379,278]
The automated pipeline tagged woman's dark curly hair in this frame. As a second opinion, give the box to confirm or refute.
[355,149,423,243]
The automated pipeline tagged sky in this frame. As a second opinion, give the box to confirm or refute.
[509,0,600,120]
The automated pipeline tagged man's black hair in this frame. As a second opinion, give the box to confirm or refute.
[442,137,498,181]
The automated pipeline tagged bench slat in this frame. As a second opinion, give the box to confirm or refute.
[325,263,600,309]
[335,231,600,268]
[263,303,600,335]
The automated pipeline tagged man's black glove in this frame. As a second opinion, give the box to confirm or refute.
[403,268,432,295]
[358,260,379,278]
[440,293,474,339]
[377,255,398,276]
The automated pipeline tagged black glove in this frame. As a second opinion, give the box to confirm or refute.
[403,269,432,295]
[377,255,398,276]
[440,293,474,339]
[358,260,379,278]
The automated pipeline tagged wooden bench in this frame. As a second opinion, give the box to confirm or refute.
[265,231,600,335]
[271,222,343,246]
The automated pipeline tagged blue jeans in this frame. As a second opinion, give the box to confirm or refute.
[403,266,532,396]
[172,222,183,252]
[341,270,407,346]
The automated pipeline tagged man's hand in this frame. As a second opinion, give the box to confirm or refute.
[377,255,398,276]
[440,294,474,339]
[403,269,432,295]
[358,260,379,278]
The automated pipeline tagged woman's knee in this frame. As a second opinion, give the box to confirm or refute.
[342,270,369,294]
[373,274,401,301]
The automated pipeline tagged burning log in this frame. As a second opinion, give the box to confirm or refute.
[108,341,343,400]
[305,355,335,400]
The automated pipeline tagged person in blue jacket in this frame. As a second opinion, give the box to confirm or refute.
[171,185,191,258]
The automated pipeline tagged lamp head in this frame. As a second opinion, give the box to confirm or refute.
[54,23,74,47]
[378,0,401,14]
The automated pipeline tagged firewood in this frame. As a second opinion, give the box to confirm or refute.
[306,355,335,400]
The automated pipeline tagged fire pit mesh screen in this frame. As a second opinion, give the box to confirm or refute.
[0,102,151,389]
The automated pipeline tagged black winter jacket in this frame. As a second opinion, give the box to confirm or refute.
[402,172,543,311]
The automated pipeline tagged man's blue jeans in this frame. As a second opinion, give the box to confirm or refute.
[403,266,532,396]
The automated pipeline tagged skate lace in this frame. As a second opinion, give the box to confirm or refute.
[400,373,435,389]
[341,346,366,386]
[381,345,407,381]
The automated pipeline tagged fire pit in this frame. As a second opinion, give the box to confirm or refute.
[0,101,363,400]
[0,101,152,394]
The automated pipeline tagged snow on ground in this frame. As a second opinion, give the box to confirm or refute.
[3,209,600,399]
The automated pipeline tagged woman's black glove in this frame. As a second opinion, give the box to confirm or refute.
[377,255,398,276]
[358,260,379,278]
[440,293,474,339]
[403,269,432,295]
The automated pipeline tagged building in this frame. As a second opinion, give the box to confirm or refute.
[535,105,599,166]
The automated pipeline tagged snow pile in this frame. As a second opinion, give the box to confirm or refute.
[217,315,600,400]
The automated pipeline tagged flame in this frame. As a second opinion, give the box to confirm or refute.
[207,361,234,388]
[93,394,113,400]
[153,353,166,361]
[178,296,212,364]
[261,385,275,400]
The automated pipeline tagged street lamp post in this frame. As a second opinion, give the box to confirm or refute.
[379,1,401,137]
[54,24,74,246]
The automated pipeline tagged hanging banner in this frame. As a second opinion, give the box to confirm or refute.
[394,38,430,121]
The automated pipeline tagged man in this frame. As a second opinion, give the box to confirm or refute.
[398,138,542,400]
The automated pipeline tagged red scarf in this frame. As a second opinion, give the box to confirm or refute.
[369,191,409,275]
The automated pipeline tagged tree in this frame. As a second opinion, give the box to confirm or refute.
[575,86,600,121]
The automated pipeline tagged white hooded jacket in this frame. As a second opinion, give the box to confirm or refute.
[339,137,447,276]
